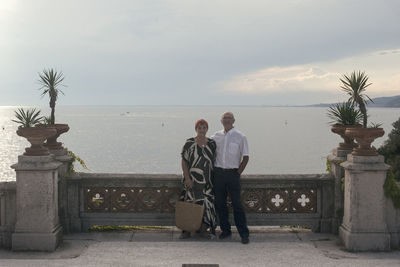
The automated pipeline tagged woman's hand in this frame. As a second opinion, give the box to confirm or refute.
[185,177,194,189]
[182,159,193,189]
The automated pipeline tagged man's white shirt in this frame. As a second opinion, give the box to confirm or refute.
[211,128,249,169]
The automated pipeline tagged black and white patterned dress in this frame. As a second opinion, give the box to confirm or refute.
[180,137,217,232]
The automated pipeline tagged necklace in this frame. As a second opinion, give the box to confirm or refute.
[195,137,207,147]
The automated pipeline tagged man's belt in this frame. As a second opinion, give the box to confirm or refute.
[214,167,238,172]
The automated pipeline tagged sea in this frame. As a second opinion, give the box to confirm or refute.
[1,106,399,182]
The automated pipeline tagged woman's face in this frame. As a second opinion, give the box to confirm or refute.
[196,124,208,136]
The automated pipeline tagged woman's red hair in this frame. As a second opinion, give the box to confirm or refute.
[195,119,208,129]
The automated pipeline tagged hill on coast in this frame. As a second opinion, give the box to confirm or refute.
[309,95,400,108]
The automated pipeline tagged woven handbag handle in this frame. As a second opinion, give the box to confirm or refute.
[184,186,196,202]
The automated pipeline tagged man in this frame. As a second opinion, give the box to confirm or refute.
[212,112,250,244]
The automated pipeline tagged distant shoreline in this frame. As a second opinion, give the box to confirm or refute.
[1,105,400,108]
[1,95,399,108]
[294,95,400,108]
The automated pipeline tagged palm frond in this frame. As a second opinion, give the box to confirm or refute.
[37,68,66,93]
[369,122,383,128]
[37,68,67,124]
[11,108,43,127]
[327,102,362,125]
[339,71,372,127]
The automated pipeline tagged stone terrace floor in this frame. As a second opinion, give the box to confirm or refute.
[0,227,399,267]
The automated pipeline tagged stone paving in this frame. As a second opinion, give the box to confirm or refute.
[0,227,399,267]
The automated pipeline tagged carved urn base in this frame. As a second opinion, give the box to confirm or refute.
[331,124,361,150]
[16,127,57,156]
[344,127,385,156]
[44,124,70,150]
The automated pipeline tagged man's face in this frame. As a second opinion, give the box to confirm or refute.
[221,112,235,128]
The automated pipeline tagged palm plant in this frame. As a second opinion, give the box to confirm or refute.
[369,122,383,128]
[340,71,373,128]
[11,108,43,128]
[38,68,66,125]
[327,101,363,126]
[41,116,52,125]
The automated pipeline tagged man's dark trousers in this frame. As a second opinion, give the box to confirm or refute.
[214,167,249,238]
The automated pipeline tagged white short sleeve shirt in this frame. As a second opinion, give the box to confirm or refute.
[211,128,249,169]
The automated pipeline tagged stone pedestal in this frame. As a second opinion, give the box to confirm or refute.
[11,155,63,251]
[339,154,390,251]
[327,148,352,234]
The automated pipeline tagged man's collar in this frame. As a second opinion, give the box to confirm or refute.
[224,127,235,134]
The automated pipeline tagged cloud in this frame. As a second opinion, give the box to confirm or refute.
[220,47,400,102]
[374,49,400,56]
[1,1,400,105]
[377,73,400,95]
[220,66,340,95]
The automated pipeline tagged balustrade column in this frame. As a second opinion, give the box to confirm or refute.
[339,154,390,251]
[11,155,63,251]
[327,148,353,234]
[50,148,73,179]
[50,148,74,234]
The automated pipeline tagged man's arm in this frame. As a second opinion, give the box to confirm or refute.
[237,156,249,175]
[238,134,249,175]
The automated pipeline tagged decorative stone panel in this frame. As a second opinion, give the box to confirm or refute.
[85,187,181,213]
[84,187,317,213]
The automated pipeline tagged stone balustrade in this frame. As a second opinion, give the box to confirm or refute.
[62,172,335,233]
[1,149,400,251]
[0,181,16,249]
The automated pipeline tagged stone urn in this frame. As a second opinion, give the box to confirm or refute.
[331,124,361,150]
[44,124,70,150]
[16,126,57,156]
[344,127,385,156]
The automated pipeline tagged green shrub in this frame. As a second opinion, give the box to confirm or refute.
[383,171,400,209]
[378,117,400,181]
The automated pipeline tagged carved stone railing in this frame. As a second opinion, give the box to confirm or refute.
[63,173,335,233]
[0,182,16,249]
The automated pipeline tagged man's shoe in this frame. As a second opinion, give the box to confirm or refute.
[218,231,232,239]
[241,236,250,244]
[179,231,191,239]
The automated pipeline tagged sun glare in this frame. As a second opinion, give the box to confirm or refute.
[0,0,18,12]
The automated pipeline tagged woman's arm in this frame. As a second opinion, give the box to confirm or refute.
[181,159,193,189]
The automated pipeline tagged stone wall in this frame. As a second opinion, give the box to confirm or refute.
[0,181,16,249]
[2,154,399,251]
[62,172,335,233]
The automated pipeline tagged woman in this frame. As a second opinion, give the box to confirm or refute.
[180,119,217,239]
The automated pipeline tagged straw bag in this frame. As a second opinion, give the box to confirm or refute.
[175,192,204,232]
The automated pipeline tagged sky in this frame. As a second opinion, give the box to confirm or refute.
[1,0,399,106]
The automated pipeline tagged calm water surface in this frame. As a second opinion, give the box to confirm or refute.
[1,106,399,181]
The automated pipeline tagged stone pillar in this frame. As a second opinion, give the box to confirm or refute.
[50,148,74,234]
[319,177,335,233]
[0,182,16,249]
[339,154,390,251]
[11,155,63,251]
[327,148,352,234]
[385,192,400,249]
[50,148,73,179]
